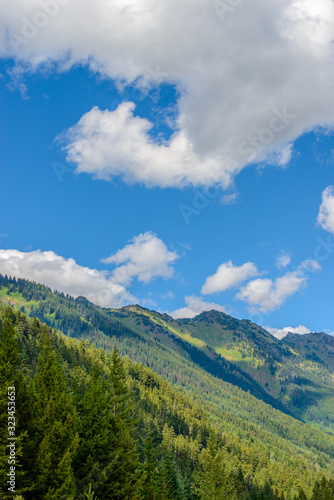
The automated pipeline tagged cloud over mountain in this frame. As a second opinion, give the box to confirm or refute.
[171,295,228,319]
[0,234,178,308]
[265,324,311,340]
[0,249,135,307]
[102,231,179,285]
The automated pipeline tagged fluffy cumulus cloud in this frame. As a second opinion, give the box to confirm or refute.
[0,249,135,308]
[265,325,311,339]
[62,104,228,188]
[236,272,307,312]
[171,295,228,319]
[236,258,321,312]
[1,0,334,187]
[201,261,260,295]
[318,186,334,234]
[102,232,179,286]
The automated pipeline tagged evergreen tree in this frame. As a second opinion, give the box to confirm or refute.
[141,434,160,500]
[96,346,143,499]
[179,459,197,500]
[295,488,307,500]
[310,476,334,499]
[84,483,101,500]
[0,309,27,496]
[193,432,246,499]
[74,364,114,498]
[29,334,79,500]
[159,452,179,499]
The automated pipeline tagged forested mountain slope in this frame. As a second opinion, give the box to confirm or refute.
[1,275,334,498]
[109,305,334,433]
[0,275,293,416]
[1,305,334,499]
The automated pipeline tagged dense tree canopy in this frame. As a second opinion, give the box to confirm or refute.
[1,278,334,498]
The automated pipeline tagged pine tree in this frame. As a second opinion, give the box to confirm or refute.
[159,452,179,500]
[310,476,334,499]
[193,432,244,500]
[179,457,197,500]
[96,346,143,499]
[0,309,27,496]
[141,434,160,500]
[74,364,114,498]
[29,334,79,500]
[296,488,307,500]
[84,483,101,500]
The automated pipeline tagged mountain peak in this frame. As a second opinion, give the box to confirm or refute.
[191,309,231,322]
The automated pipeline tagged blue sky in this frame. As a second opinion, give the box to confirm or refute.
[0,0,334,338]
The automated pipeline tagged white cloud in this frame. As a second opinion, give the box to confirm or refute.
[171,295,228,319]
[298,259,322,272]
[2,0,334,187]
[62,103,229,188]
[220,192,239,206]
[265,325,311,339]
[236,272,306,312]
[161,290,175,300]
[0,249,135,308]
[237,256,322,312]
[275,254,321,272]
[275,252,291,269]
[102,232,178,286]
[266,144,294,168]
[318,186,334,234]
[141,296,157,308]
[201,260,260,295]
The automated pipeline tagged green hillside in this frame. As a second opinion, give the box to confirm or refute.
[2,275,334,435]
[1,304,334,499]
[2,275,334,498]
[109,305,334,433]
[0,276,291,414]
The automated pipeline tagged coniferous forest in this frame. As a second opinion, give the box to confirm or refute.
[0,290,334,500]
[1,277,334,498]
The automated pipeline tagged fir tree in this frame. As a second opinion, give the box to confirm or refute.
[159,452,179,500]
[74,364,114,498]
[96,346,143,499]
[193,432,246,500]
[0,309,27,496]
[84,483,101,500]
[310,476,334,499]
[296,488,307,500]
[30,334,79,500]
[141,434,160,500]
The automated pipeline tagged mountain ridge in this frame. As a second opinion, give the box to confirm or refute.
[1,273,334,434]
